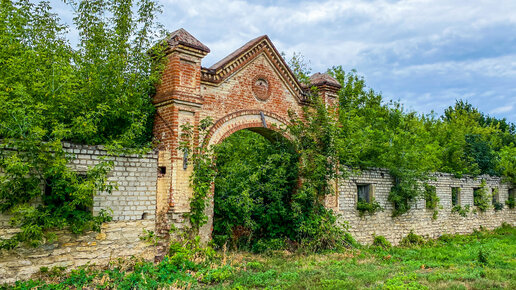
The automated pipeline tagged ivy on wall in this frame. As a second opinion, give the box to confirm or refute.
[177,118,217,235]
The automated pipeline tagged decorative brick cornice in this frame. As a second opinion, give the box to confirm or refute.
[200,36,308,104]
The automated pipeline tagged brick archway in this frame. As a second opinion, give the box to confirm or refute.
[151,28,341,241]
[206,110,291,146]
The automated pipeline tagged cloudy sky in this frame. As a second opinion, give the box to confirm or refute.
[51,0,516,122]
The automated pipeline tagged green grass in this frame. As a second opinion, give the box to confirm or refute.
[207,225,516,289]
[3,224,515,289]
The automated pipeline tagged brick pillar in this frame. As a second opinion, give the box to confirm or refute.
[152,29,210,255]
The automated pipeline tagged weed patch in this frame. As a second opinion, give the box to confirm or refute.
[4,225,516,289]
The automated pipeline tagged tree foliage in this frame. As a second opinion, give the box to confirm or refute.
[212,130,298,250]
[0,0,165,248]
[327,67,516,215]
[329,67,441,216]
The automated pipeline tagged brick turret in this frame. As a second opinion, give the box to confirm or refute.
[309,72,341,106]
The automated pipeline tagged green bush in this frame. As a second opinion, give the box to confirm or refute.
[424,184,440,220]
[506,196,515,209]
[432,210,439,220]
[473,180,490,212]
[424,184,439,209]
[212,130,298,251]
[399,230,426,247]
[452,204,470,217]
[388,177,423,217]
[494,222,513,235]
[478,247,489,265]
[372,235,392,249]
[356,198,383,216]
[202,266,233,284]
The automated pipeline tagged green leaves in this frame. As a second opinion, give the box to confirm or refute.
[497,145,516,184]
[473,180,490,212]
[0,0,162,248]
[0,0,166,147]
[178,117,217,235]
[328,67,516,215]
[212,130,298,250]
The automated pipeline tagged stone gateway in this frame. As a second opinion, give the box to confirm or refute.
[0,29,514,283]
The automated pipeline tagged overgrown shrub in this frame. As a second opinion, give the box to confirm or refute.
[212,130,298,251]
[168,235,218,270]
[286,88,353,252]
[399,230,426,247]
[372,235,392,249]
[506,195,515,209]
[388,175,427,217]
[494,222,513,235]
[356,198,383,217]
[473,180,490,212]
[0,138,114,249]
[424,184,439,210]
[478,247,489,265]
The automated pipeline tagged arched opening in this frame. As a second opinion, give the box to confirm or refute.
[212,128,299,251]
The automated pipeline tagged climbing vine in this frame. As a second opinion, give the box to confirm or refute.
[473,180,490,212]
[423,183,440,219]
[285,88,355,251]
[506,194,515,209]
[178,118,217,235]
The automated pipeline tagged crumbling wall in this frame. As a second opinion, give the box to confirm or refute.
[0,143,158,283]
[338,169,516,245]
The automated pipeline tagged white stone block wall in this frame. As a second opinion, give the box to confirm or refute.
[338,169,516,245]
[0,143,159,284]
[63,143,158,221]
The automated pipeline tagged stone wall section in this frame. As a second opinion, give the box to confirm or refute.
[0,143,159,283]
[1,143,158,225]
[63,143,158,221]
[0,220,155,284]
[339,169,516,245]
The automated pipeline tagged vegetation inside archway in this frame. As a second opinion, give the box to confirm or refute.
[213,129,298,252]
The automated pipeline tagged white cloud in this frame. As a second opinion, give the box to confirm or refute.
[491,105,514,114]
[49,0,516,121]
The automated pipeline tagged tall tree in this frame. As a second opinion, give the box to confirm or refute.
[0,0,166,248]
